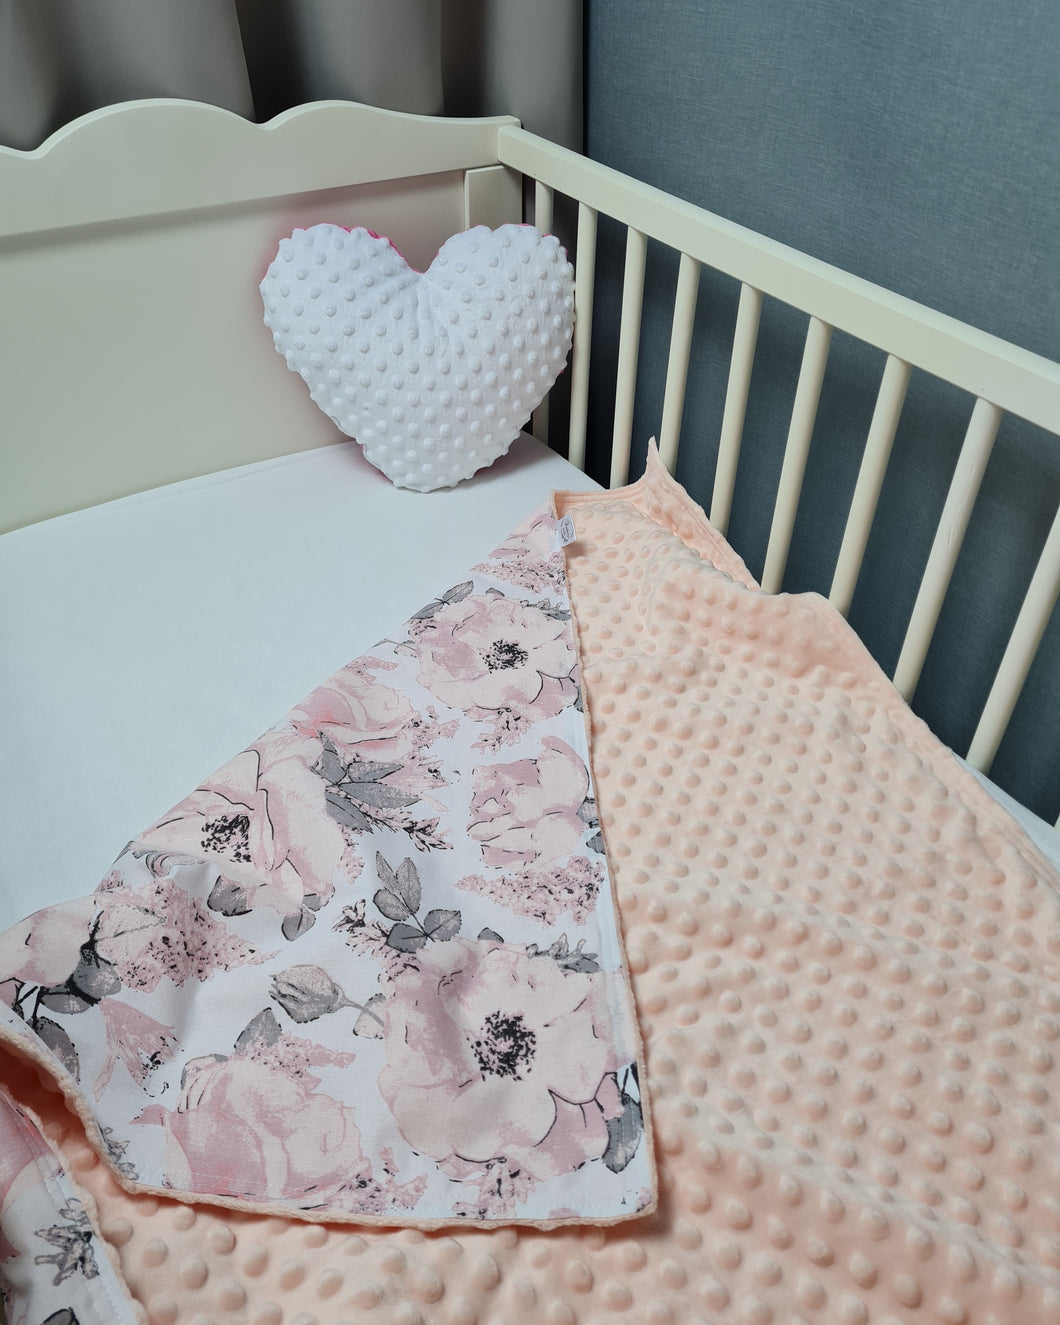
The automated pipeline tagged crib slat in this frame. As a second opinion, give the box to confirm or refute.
[610,227,648,488]
[893,397,1002,700]
[531,182,556,444]
[829,354,912,615]
[761,316,833,593]
[966,503,1060,773]
[711,283,762,535]
[567,204,598,473]
[658,252,701,473]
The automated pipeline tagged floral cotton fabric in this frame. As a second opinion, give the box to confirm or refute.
[0,508,653,1232]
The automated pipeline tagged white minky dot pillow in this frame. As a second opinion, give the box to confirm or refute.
[260,224,575,492]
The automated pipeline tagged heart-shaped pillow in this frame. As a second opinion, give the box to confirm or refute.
[260,224,574,492]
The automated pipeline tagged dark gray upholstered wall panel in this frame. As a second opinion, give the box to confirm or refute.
[584,0,1060,820]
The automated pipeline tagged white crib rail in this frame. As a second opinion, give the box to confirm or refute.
[498,127,1060,433]
[967,505,1060,776]
[760,316,833,594]
[658,252,701,474]
[892,398,1002,700]
[711,284,762,536]
[610,228,648,487]
[532,181,555,447]
[828,355,911,616]
[497,125,1060,797]
[567,202,598,472]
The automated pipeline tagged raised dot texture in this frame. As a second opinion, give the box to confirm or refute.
[218,1282,247,1310]
[142,1237,169,1267]
[178,1255,208,1290]
[261,223,573,490]
[147,1295,178,1325]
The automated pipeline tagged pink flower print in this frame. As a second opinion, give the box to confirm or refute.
[487,510,558,563]
[378,937,616,1184]
[288,667,415,761]
[529,1085,621,1182]
[93,999,177,1098]
[468,737,589,871]
[414,595,576,717]
[134,1055,368,1203]
[143,744,347,924]
[312,666,463,800]
[476,511,566,596]
[334,1146,427,1216]
[235,1011,359,1081]
[457,856,603,927]
[93,879,266,992]
[0,896,96,993]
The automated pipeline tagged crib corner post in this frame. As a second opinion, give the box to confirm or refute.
[462,165,523,230]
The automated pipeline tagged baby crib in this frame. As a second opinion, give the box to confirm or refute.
[1,99,1058,1324]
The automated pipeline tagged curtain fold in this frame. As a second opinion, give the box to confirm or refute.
[1,0,254,149]
[0,0,582,151]
[236,0,445,122]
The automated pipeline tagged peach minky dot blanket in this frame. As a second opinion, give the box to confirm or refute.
[2,442,1059,1323]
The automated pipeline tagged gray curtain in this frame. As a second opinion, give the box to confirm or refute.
[0,0,582,150]
[585,0,1060,820]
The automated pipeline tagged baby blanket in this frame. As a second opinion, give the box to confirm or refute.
[2,445,1059,1325]
[0,504,653,1235]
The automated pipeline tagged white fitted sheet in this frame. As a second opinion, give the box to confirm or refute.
[2,434,1057,933]
[0,436,598,925]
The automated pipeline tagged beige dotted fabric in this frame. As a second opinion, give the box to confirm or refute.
[14,447,1060,1323]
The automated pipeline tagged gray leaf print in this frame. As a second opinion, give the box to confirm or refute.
[344,780,418,811]
[69,949,122,1001]
[235,1007,283,1053]
[270,965,350,1022]
[602,1088,643,1174]
[37,988,94,1016]
[281,906,317,941]
[34,1202,98,1286]
[34,1016,80,1080]
[385,922,428,954]
[422,908,461,941]
[353,993,387,1038]
[393,857,422,913]
[374,888,413,922]
[207,877,251,916]
[324,790,372,834]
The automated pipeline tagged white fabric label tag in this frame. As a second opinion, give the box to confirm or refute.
[554,513,577,549]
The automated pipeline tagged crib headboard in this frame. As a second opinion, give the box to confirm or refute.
[1,98,1057,818]
[0,99,522,532]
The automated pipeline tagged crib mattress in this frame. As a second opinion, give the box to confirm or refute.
[3,439,1060,1324]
